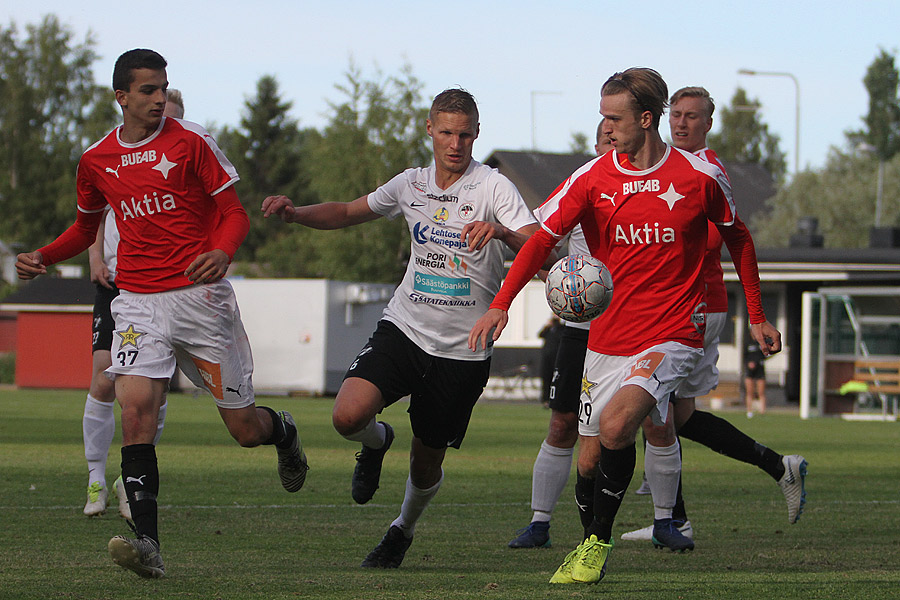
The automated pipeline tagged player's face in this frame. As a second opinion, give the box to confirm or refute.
[116,68,168,130]
[427,111,479,176]
[669,97,712,153]
[595,130,613,156]
[600,92,649,155]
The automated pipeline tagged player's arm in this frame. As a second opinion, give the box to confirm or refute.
[717,216,781,356]
[468,228,558,351]
[185,186,249,284]
[88,211,112,289]
[18,208,105,280]
[460,222,557,268]
[261,194,380,229]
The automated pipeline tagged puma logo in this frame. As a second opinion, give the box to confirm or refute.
[600,192,617,206]
[601,487,623,500]
[105,165,121,178]
[125,475,147,485]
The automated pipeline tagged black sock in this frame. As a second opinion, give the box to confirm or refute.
[678,410,784,481]
[258,406,292,448]
[587,443,635,542]
[575,473,595,538]
[672,438,688,522]
[121,444,159,545]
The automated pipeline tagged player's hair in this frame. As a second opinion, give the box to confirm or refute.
[430,88,479,124]
[602,67,668,127]
[112,49,167,92]
[166,88,185,118]
[669,86,715,119]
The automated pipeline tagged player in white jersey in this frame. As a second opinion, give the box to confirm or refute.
[17,51,308,579]
[508,121,613,549]
[81,90,186,520]
[469,68,781,585]
[263,88,544,569]
[620,87,807,544]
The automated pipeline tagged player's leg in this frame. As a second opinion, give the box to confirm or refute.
[510,327,585,548]
[756,377,767,415]
[83,350,116,516]
[83,283,120,517]
[745,375,755,417]
[108,374,167,578]
[640,412,693,551]
[335,321,412,505]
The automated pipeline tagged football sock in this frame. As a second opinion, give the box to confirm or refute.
[575,472,596,537]
[153,400,167,446]
[343,418,387,449]
[258,406,291,448]
[672,437,688,522]
[391,471,443,538]
[645,440,680,520]
[83,394,115,486]
[121,444,159,544]
[678,410,784,481]
[587,443,635,542]
[531,440,574,522]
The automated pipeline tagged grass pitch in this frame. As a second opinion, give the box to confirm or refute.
[1,388,898,599]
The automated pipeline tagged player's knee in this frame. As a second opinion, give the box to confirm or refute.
[332,409,365,438]
[546,412,579,446]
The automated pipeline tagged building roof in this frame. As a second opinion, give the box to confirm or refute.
[0,277,95,312]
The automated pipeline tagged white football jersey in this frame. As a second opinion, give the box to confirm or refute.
[368,160,536,360]
[102,208,120,282]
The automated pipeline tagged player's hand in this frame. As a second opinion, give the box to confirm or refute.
[468,308,509,352]
[261,195,297,223]
[89,258,112,289]
[462,221,504,252]
[750,321,781,356]
[15,251,46,280]
[185,249,230,284]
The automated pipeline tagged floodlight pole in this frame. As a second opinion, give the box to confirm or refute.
[738,69,800,174]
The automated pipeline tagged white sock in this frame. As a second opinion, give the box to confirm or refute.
[83,394,115,486]
[343,418,386,449]
[391,471,443,538]
[153,401,168,446]
[645,440,681,521]
[531,440,574,522]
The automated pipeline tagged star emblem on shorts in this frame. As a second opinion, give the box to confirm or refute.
[152,153,177,180]
[116,324,145,348]
[658,183,684,210]
[581,375,597,399]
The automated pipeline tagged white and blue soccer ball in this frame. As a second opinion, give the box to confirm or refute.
[545,254,613,323]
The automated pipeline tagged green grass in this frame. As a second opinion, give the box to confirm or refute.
[1,389,898,599]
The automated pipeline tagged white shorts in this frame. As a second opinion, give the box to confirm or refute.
[108,280,255,409]
[578,341,702,436]
[675,311,727,399]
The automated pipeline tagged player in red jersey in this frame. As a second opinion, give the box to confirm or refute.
[469,68,781,584]
[81,89,185,522]
[16,49,308,579]
[621,86,807,544]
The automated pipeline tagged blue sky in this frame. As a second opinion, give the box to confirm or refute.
[6,0,899,174]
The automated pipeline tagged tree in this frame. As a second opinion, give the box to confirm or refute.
[257,62,431,282]
[848,49,900,161]
[0,16,118,250]
[707,87,787,182]
[216,75,318,261]
[568,131,589,154]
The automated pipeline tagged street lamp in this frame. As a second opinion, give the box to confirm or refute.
[738,69,800,174]
[857,142,885,227]
[530,90,562,150]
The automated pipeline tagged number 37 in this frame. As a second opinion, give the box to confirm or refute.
[117,350,138,366]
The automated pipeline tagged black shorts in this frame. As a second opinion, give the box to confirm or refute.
[746,362,765,380]
[345,320,491,450]
[548,326,589,413]
[91,282,120,353]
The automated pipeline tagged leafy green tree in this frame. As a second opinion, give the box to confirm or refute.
[568,131,589,154]
[708,87,787,182]
[0,16,118,250]
[258,62,431,282]
[847,49,900,161]
[216,75,318,260]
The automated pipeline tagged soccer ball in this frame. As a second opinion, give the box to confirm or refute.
[545,254,613,323]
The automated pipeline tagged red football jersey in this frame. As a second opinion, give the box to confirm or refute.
[75,118,240,293]
[534,146,736,355]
